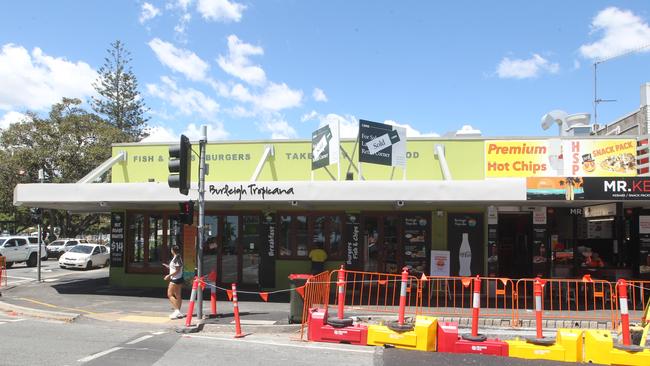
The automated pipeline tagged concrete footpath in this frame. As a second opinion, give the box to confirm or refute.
[0,272,628,341]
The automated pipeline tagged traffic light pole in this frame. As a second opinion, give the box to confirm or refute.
[196,125,207,319]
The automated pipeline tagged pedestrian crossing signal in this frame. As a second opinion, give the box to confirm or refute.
[179,201,194,225]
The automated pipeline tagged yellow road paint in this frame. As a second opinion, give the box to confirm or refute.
[18,297,98,315]
[118,315,170,324]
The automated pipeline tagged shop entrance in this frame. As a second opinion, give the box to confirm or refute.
[362,213,430,275]
[497,213,533,278]
[204,214,261,286]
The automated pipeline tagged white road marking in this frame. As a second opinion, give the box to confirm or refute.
[126,335,153,345]
[186,334,374,354]
[233,319,276,325]
[5,275,34,280]
[0,322,5,325]
[152,331,165,335]
[77,347,122,362]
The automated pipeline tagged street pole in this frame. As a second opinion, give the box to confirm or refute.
[37,169,44,282]
[196,125,207,319]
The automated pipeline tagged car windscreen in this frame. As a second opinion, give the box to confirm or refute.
[49,240,64,246]
[0,238,6,246]
[68,245,93,254]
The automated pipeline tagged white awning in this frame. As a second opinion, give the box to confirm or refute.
[14,179,527,212]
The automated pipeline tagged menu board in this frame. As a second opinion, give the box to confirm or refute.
[402,215,429,273]
[110,212,125,267]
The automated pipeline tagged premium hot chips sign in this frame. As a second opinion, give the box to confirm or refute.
[485,139,637,178]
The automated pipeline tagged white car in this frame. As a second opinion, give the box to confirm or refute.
[58,244,110,270]
[47,238,87,258]
[0,236,47,268]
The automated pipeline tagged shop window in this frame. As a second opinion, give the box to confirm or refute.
[279,215,292,256]
[129,214,144,264]
[127,212,181,273]
[148,214,163,264]
[203,215,219,275]
[278,213,345,259]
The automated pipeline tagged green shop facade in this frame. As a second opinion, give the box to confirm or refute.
[14,136,650,289]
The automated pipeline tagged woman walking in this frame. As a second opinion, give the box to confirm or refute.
[163,245,184,319]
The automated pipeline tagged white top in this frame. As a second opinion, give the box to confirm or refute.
[169,255,183,280]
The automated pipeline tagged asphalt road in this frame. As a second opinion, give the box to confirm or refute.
[2,256,99,288]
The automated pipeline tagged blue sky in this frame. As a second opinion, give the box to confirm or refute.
[1,1,650,141]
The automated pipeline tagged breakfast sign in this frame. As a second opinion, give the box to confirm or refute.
[485,139,636,178]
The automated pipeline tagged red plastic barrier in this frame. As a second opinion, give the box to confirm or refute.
[436,321,459,353]
[307,308,368,345]
[454,338,509,356]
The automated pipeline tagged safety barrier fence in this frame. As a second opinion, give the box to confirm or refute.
[514,277,617,327]
[419,276,516,323]
[300,269,650,334]
[328,269,421,317]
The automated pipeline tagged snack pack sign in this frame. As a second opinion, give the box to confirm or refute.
[562,139,636,177]
[485,139,637,178]
[311,123,340,170]
[358,119,407,167]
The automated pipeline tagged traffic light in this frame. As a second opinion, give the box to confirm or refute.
[168,134,192,195]
[30,208,42,225]
[179,200,194,225]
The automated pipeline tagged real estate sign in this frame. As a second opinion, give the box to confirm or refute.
[358,119,407,167]
[311,123,339,170]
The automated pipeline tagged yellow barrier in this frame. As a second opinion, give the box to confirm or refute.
[584,329,650,366]
[366,316,437,351]
[506,329,583,363]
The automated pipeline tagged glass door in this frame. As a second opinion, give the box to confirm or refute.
[364,217,379,272]
[241,215,260,285]
[382,216,400,274]
[220,216,239,283]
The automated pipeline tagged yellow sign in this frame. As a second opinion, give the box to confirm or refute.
[562,139,636,177]
[485,140,555,177]
[485,139,637,178]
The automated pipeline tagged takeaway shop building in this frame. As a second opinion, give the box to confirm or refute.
[13,133,650,290]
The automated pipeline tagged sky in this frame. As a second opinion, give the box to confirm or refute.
[1,1,650,142]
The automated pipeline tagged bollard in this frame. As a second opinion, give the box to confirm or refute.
[471,275,481,337]
[618,279,631,346]
[185,277,199,327]
[232,283,244,338]
[337,265,346,319]
[398,267,409,325]
[534,278,543,339]
[210,284,217,317]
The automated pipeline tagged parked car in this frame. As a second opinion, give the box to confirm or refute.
[0,236,47,268]
[47,238,87,258]
[58,244,109,270]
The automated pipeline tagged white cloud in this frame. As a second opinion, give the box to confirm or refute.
[496,54,559,79]
[580,7,650,60]
[312,88,328,102]
[146,76,219,119]
[176,0,193,11]
[139,2,161,24]
[174,13,192,39]
[141,124,177,142]
[142,121,228,142]
[230,82,302,111]
[183,122,229,140]
[0,111,31,129]
[385,120,439,137]
[0,44,97,111]
[227,105,256,118]
[301,110,319,122]
[259,117,297,139]
[148,38,209,81]
[573,59,581,70]
[197,0,246,22]
[217,35,266,86]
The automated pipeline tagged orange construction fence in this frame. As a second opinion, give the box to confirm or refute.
[419,275,516,324]
[300,269,650,333]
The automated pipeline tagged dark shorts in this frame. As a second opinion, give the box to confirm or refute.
[171,278,184,285]
[311,262,325,274]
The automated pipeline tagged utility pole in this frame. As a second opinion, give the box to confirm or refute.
[196,125,207,319]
